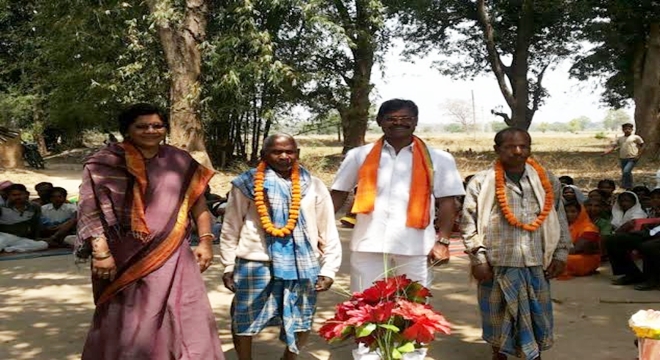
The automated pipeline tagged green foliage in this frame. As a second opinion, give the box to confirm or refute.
[444,123,464,133]
[602,109,631,131]
[570,0,660,107]
[595,131,607,140]
[568,116,591,133]
[387,0,586,127]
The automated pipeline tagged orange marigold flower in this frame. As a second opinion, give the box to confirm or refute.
[253,161,301,237]
[495,158,554,232]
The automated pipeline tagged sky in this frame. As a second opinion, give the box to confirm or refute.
[370,45,635,126]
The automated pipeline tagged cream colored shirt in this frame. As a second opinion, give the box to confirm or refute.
[616,134,644,159]
[219,176,342,279]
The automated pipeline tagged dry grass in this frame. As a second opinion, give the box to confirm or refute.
[206,131,660,195]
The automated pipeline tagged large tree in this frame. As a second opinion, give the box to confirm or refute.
[146,0,212,167]
[306,0,388,152]
[571,0,660,155]
[389,0,583,129]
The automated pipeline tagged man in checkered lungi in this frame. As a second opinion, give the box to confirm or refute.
[219,134,342,360]
[460,128,572,360]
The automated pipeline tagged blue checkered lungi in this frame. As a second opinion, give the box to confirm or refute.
[232,258,317,354]
[478,266,553,359]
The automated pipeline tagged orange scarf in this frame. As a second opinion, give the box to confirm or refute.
[351,136,433,229]
[118,142,151,240]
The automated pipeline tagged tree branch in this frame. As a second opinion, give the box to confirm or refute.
[491,109,512,125]
[531,63,550,113]
[476,0,515,109]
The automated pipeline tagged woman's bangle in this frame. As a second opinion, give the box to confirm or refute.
[198,233,215,241]
[93,251,112,260]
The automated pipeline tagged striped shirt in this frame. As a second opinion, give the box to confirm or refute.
[461,169,571,267]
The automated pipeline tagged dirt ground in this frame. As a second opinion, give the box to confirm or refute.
[0,231,656,360]
[1,133,659,359]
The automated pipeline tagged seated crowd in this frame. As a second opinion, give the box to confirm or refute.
[0,181,78,253]
[556,176,660,291]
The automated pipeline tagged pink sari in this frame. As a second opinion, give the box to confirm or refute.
[77,143,223,359]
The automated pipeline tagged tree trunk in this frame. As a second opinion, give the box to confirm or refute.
[342,42,374,153]
[634,23,660,157]
[477,0,535,130]
[146,0,213,169]
[508,0,533,129]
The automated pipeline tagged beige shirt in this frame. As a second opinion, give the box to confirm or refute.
[219,176,342,279]
[461,170,571,267]
[616,135,644,159]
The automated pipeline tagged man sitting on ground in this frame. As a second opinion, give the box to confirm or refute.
[32,182,53,206]
[605,222,660,291]
[41,187,77,247]
[648,188,660,218]
[0,184,48,253]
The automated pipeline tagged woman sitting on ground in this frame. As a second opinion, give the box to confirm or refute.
[562,184,586,204]
[559,201,601,279]
[584,198,612,237]
[597,179,616,206]
[611,191,648,233]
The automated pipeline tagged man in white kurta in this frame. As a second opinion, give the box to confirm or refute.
[331,99,464,292]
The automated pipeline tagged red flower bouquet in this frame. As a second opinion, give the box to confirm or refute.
[319,275,451,360]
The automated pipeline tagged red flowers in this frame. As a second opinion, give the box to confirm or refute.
[318,275,451,360]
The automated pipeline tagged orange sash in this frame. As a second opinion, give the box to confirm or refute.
[351,136,433,229]
[118,142,151,240]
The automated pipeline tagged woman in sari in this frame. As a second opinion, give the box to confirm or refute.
[76,103,223,359]
[559,201,601,279]
[611,191,648,233]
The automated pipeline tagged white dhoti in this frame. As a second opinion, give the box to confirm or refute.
[0,232,48,253]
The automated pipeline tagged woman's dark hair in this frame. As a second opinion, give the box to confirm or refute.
[564,201,582,212]
[632,185,651,197]
[597,179,616,189]
[376,99,418,122]
[118,103,168,136]
[588,189,608,198]
[558,176,574,185]
[651,188,660,197]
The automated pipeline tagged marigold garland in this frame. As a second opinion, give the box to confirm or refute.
[495,158,554,232]
[254,161,301,237]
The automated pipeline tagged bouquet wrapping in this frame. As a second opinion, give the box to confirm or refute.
[319,275,451,360]
[629,309,660,360]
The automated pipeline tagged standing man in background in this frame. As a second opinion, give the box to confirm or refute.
[603,122,644,190]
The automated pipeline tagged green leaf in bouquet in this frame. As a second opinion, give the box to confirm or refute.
[378,324,400,332]
[356,323,377,338]
[391,348,403,359]
[396,342,416,353]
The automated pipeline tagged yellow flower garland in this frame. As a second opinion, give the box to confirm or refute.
[495,158,554,232]
[254,161,301,237]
